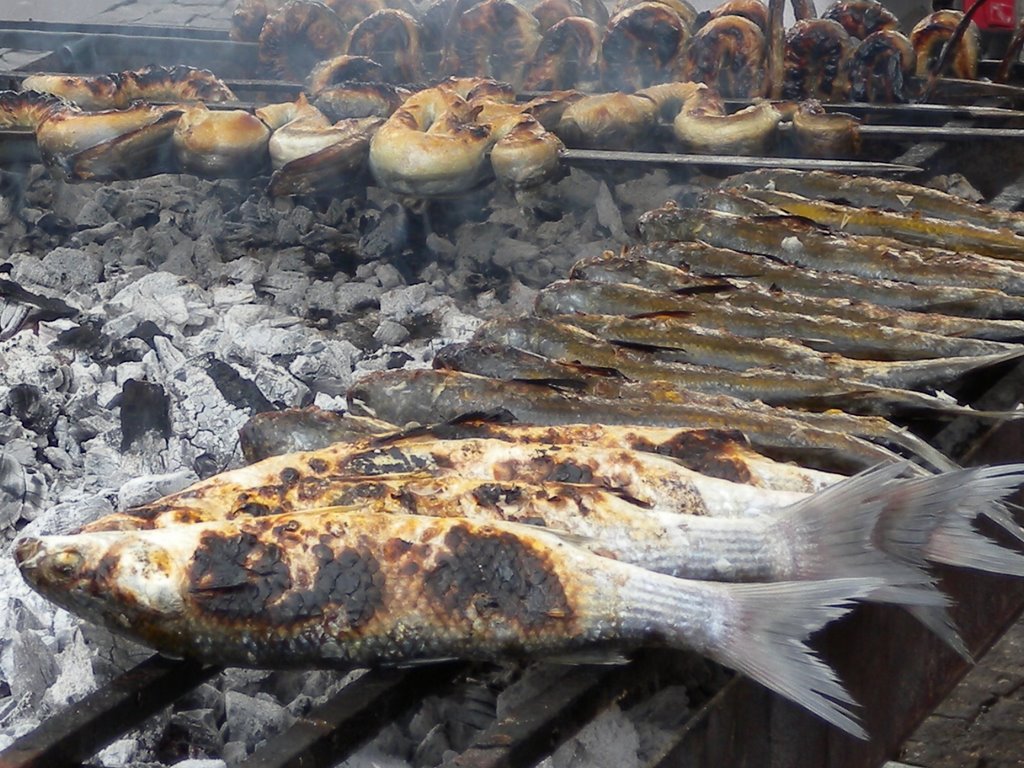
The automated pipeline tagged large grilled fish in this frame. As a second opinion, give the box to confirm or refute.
[636,205,1024,296]
[13,512,880,737]
[571,251,1024,341]
[716,185,1024,260]
[346,369,938,472]
[535,280,1017,360]
[618,242,1024,320]
[722,169,1024,235]
[240,410,842,492]
[239,409,396,464]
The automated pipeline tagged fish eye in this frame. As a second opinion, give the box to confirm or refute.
[48,549,85,580]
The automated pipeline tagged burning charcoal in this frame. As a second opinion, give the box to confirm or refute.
[118,379,172,452]
[107,272,215,337]
[203,357,275,415]
[594,181,626,242]
[7,383,55,435]
[223,690,295,752]
[335,282,381,315]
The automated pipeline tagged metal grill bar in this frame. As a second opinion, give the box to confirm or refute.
[239,663,469,768]
[0,656,220,768]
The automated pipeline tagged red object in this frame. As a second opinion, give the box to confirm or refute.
[964,0,1017,30]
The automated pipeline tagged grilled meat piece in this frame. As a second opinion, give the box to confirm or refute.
[848,29,915,103]
[911,10,980,80]
[555,92,659,149]
[0,90,66,130]
[173,106,271,177]
[789,99,860,157]
[820,0,898,40]
[693,0,769,34]
[347,9,425,83]
[307,55,386,94]
[259,0,348,80]
[683,15,767,98]
[783,18,856,101]
[601,1,690,90]
[441,0,543,89]
[673,85,781,155]
[522,16,603,90]
[22,66,236,110]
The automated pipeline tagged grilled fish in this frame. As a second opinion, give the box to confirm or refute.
[535,280,1018,360]
[437,335,1014,420]
[722,169,1024,235]
[570,252,1024,341]
[13,513,880,737]
[346,369,936,472]
[720,185,1024,260]
[637,205,1024,297]
[240,409,842,492]
[547,311,1024,389]
[239,409,396,464]
[619,241,1024,320]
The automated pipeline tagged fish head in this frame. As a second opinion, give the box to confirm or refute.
[14,531,186,634]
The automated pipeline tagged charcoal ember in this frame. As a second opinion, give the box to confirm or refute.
[164,709,225,759]
[6,383,57,435]
[0,440,47,528]
[10,248,102,295]
[374,319,411,346]
[211,283,257,309]
[359,203,412,260]
[335,281,382,315]
[491,236,541,271]
[545,705,641,768]
[3,630,57,711]
[627,685,692,762]
[202,356,274,415]
[117,469,196,509]
[50,183,120,228]
[214,256,267,285]
[106,272,215,337]
[117,379,172,452]
[288,338,359,396]
[257,269,311,313]
[223,690,295,752]
[72,220,125,247]
[189,198,227,237]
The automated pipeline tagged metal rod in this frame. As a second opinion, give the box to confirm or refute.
[0,656,220,768]
[0,19,228,40]
[561,148,921,173]
[723,98,1024,121]
[855,124,1024,141]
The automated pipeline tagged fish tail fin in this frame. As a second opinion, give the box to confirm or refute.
[776,462,946,599]
[701,578,878,739]
[906,605,973,661]
[872,463,1024,573]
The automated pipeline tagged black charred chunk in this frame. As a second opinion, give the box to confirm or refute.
[340,447,431,475]
[659,429,754,485]
[547,460,593,485]
[189,532,292,622]
[471,484,523,509]
[425,525,571,631]
[189,531,383,628]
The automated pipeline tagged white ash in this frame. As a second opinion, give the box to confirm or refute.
[0,161,706,766]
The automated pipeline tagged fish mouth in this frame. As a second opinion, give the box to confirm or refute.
[13,536,43,570]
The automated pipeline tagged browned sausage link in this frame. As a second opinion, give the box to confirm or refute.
[848,29,915,103]
[601,2,690,90]
[693,0,769,34]
[782,18,856,101]
[346,9,425,83]
[821,0,899,40]
[441,0,543,88]
[258,0,348,80]
[522,16,602,90]
[532,0,585,31]
[910,10,980,80]
[683,15,767,98]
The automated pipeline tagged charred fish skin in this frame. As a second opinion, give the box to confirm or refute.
[636,205,1024,297]
[239,408,395,463]
[12,513,880,737]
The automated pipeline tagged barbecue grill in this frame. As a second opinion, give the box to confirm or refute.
[2,8,1024,768]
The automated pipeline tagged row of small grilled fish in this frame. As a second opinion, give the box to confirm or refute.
[16,414,1024,739]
